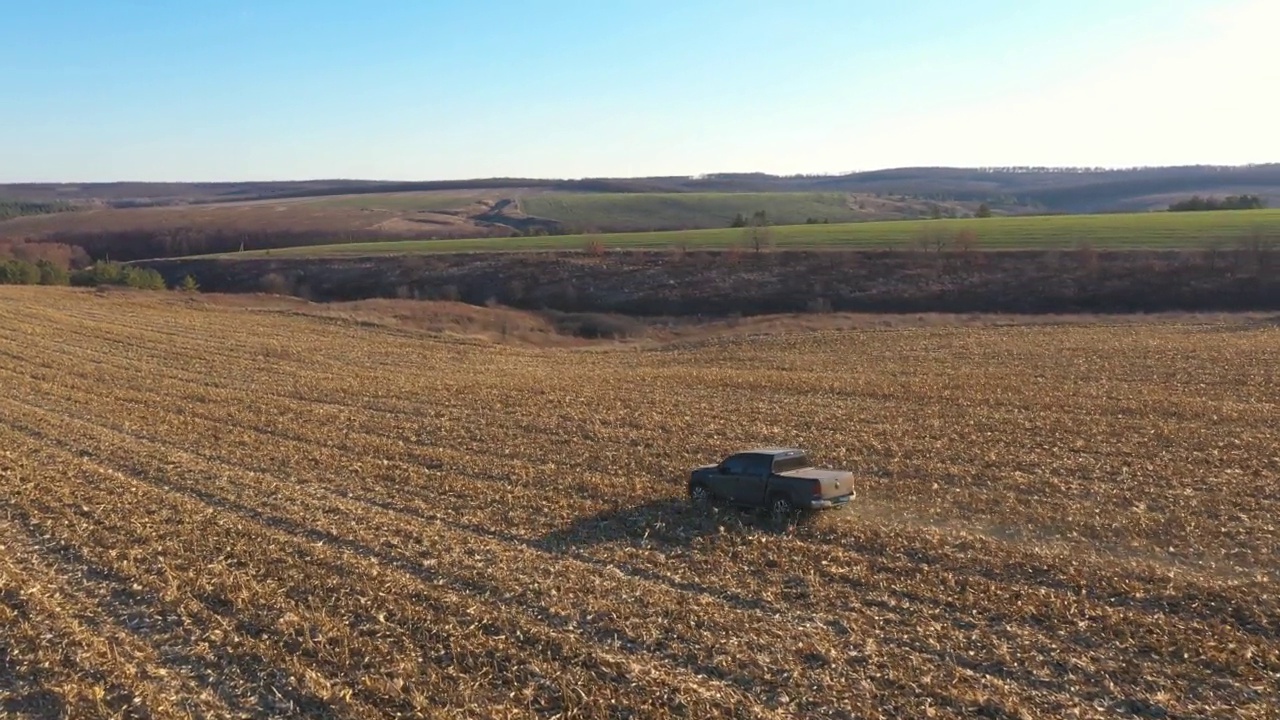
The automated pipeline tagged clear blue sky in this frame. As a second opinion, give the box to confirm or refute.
[2,0,1275,182]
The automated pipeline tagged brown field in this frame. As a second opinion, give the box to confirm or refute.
[0,191,515,241]
[1,287,1277,719]
[0,189,965,251]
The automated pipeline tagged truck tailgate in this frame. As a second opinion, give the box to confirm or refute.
[779,468,855,499]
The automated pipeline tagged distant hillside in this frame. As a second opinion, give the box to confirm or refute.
[0,179,547,207]
[516,192,979,232]
[4,164,1278,213]
[668,165,1280,212]
[4,165,1278,261]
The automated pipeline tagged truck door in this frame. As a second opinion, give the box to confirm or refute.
[712,454,750,500]
[734,454,772,506]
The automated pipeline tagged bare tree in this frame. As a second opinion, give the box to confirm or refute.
[745,212,773,254]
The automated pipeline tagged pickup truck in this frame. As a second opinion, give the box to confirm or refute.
[688,447,856,518]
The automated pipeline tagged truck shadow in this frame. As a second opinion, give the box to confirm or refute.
[536,498,803,553]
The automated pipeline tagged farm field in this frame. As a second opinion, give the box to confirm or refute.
[515,192,943,231]
[1,287,1278,718]
[222,208,1280,257]
[0,189,938,249]
[303,191,505,212]
[0,190,516,242]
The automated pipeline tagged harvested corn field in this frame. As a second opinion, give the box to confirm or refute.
[1,287,1277,719]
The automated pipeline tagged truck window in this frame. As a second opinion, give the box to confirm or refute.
[722,455,752,474]
[742,454,772,476]
[771,454,811,473]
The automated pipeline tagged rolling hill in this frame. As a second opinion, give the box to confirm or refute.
[5,164,1278,212]
[3,165,1278,261]
[217,209,1280,257]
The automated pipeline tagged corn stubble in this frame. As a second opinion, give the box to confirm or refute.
[0,287,1277,719]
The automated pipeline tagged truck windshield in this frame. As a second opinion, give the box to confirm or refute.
[772,455,811,473]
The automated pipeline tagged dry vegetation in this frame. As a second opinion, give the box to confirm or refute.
[1,287,1277,719]
[0,191,510,236]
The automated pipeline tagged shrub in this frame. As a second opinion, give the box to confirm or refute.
[259,272,293,295]
[37,260,70,285]
[123,266,167,290]
[505,279,526,303]
[1170,195,1265,212]
[952,229,979,254]
[69,262,166,290]
[544,311,646,340]
[3,240,90,269]
[438,284,461,302]
[806,297,833,313]
[179,274,200,293]
[1075,241,1099,275]
[71,261,125,287]
[0,258,41,285]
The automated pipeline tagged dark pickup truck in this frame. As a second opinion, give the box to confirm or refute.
[688,447,856,518]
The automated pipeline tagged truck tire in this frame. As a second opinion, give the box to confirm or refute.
[769,494,796,520]
[689,482,712,507]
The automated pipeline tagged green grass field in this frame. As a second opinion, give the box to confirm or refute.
[217,209,1280,258]
[519,192,871,230]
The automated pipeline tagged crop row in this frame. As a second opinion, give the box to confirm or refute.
[0,286,1276,718]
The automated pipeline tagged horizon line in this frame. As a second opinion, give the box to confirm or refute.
[4,162,1279,187]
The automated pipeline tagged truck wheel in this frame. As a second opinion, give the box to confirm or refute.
[689,483,712,507]
[769,495,796,521]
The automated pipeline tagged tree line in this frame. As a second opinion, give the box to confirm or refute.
[0,257,168,289]
[1169,195,1267,212]
[1,240,173,289]
[0,199,76,222]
